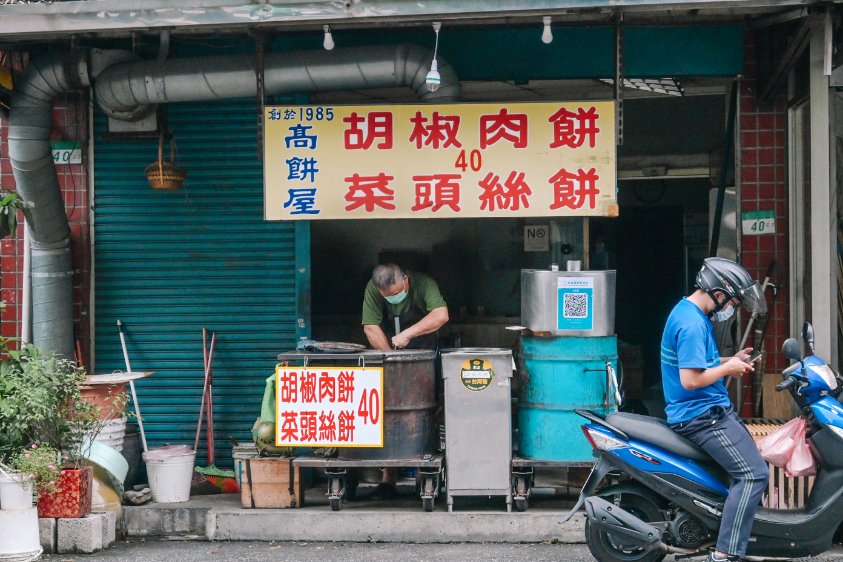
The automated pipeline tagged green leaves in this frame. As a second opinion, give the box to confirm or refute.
[0,191,33,239]
[0,342,96,467]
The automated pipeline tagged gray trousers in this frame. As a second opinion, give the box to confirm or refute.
[673,405,769,557]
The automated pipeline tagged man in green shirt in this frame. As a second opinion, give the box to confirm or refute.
[360,264,449,499]
[361,263,449,350]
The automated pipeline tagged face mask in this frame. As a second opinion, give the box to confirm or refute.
[384,290,407,304]
[384,279,408,304]
[712,305,735,323]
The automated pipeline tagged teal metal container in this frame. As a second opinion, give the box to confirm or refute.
[517,336,618,462]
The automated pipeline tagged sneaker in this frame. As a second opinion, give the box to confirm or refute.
[705,554,740,562]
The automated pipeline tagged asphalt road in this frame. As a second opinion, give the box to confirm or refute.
[42,538,843,562]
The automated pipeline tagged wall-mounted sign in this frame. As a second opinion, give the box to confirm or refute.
[275,366,383,447]
[50,141,82,165]
[741,210,775,235]
[524,224,550,252]
[264,102,617,220]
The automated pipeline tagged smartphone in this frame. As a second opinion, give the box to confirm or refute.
[745,350,762,364]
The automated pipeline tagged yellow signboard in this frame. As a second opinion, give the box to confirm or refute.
[264,101,617,220]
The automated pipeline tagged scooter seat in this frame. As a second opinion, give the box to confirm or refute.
[606,412,711,462]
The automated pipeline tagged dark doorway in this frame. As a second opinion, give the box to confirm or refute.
[598,205,686,388]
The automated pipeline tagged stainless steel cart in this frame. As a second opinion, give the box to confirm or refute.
[510,457,595,512]
[293,455,443,511]
[441,348,513,512]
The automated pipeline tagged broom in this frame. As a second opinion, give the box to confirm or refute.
[192,328,238,494]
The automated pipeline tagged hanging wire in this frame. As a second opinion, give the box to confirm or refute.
[432,21,441,61]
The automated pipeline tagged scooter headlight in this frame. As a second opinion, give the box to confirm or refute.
[808,363,839,391]
[582,426,627,451]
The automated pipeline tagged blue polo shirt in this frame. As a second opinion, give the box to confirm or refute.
[660,298,730,424]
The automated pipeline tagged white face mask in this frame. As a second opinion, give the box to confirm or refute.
[712,305,735,323]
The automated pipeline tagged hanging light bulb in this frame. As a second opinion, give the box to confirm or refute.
[541,16,553,44]
[323,24,335,51]
[425,22,442,92]
[426,60,441,92]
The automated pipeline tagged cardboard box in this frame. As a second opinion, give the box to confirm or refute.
[240,456,303,509]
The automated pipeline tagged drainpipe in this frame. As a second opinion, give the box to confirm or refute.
[20,225,30,344]
[96,44,460,116]
[8,53,89,358]
[8,44,459,358]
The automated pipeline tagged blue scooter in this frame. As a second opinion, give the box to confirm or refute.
[561,322,843,561]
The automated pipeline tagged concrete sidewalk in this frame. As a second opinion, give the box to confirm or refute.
[122,484,586,544]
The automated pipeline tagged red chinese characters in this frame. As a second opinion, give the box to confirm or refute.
[478,171,532,211]
[277,369,362,444]
[409,112,462,149]
[479,109,528,149]
[319,411,336,441]
[411,174,462,212]
[343,111,393,149]
[549,168,601,210]
[345,173,396,212]
[548,106,600,149]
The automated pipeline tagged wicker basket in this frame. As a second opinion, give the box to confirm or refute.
[145,134,187,191]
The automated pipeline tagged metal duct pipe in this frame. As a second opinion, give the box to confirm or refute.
[8,53,89,358]
[9,44,459,359]
[96,44,460,117]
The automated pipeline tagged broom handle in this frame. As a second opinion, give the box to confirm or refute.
[194,328,210,452]
[118,320,148,453]
[206,333,217,464]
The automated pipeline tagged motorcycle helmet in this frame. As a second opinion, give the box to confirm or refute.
[694,257,767,316]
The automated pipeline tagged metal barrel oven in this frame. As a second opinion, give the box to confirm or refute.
[517,335,619,462]
[339,349,437,460]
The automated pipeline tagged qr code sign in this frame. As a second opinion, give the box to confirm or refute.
[563,293,589,318]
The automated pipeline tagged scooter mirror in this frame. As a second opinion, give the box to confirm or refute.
[802,322,815,352]
[782,338,802,361]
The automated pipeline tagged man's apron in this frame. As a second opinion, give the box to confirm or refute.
[380,299,438,350]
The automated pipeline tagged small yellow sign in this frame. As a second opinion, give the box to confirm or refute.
[264,101,617,220]
[460,358,495,392]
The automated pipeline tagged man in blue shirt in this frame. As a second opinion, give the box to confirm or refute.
[661,257,768,562]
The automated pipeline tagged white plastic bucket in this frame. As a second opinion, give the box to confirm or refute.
[93,417,128,452]
[143,450,195,503]
[0,507,42,561]
[0,472,33,511]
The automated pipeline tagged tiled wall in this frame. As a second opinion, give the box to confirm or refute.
[737,30,791,416]
[0,90,90,365]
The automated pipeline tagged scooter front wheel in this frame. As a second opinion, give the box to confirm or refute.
[585,493,667,562]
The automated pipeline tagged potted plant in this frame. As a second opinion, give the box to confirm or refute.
[0,338,109,518]
[0,444,61,509]
[0,190,32,239]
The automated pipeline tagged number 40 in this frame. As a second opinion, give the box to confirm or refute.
[357,389,380,424]
[454,149,482,172]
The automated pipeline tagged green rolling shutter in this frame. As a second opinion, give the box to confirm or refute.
[93,99,307,467]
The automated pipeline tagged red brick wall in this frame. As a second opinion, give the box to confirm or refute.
[0,88,90,367]
[737,30,791,416]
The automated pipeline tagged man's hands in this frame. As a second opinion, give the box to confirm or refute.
[392,331,412,349]
[725,347,757,377]
[734,347,753,362]
[680,347,757,390]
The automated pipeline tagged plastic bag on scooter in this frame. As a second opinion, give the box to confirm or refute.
[757,417,805,468]
[785,432,816,477]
